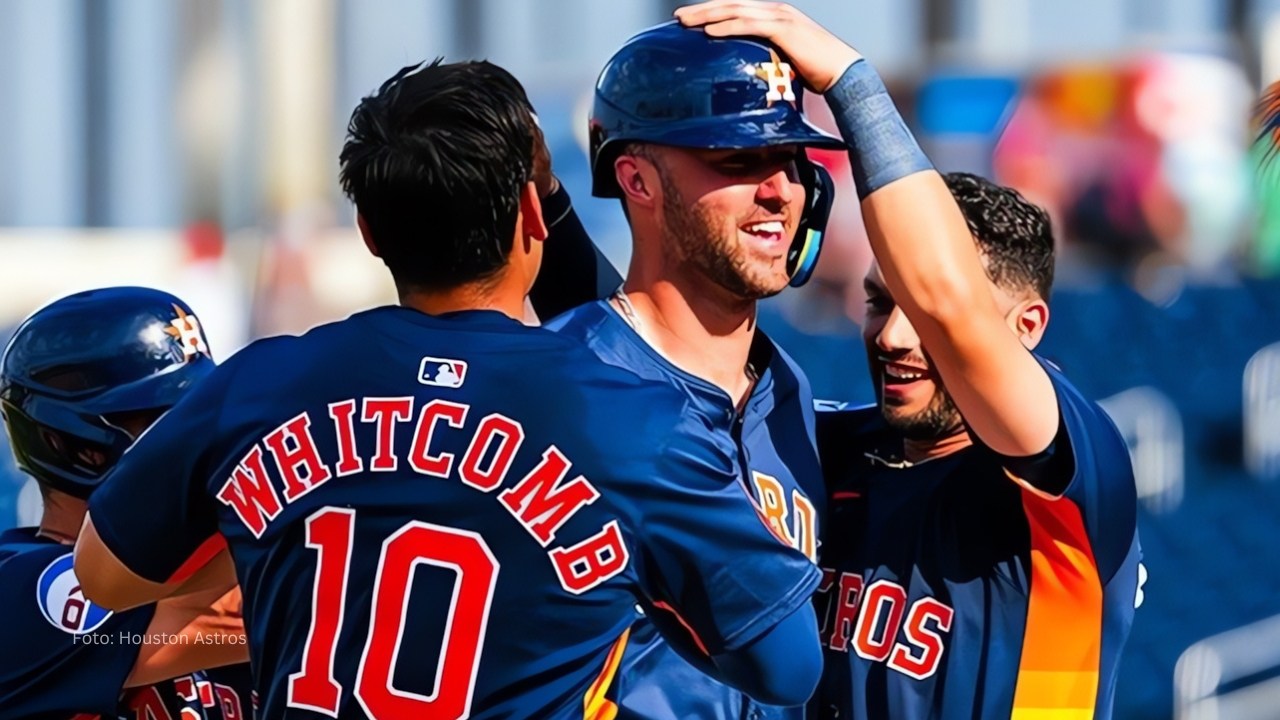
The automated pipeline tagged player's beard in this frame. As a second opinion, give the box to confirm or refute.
[884,386,965,441]
[658,170,785,301]
[868,347,967,441]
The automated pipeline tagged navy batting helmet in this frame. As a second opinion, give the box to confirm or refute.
[0,287,215,498]
[589,21,843,286]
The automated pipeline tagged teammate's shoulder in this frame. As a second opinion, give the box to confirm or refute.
[761,332,804,377]
[215,326,322,371]
[750,330,809,402]
[1031,354,1132,472]
[1033,354,1119,429]
[551,361,720,484]
[0,528,66,571]
[1035,354,1091,402]
[0,531,119,635]
[568,352,698,414]
[542,298,611,336]
[610,390,734,483]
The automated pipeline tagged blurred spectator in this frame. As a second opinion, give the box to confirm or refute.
[175,220,251,354]
[995,53,1256,304]
[1252,80,1280,276]
[250,205,334,338]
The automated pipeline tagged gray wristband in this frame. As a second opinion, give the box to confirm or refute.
[826,59,934,199]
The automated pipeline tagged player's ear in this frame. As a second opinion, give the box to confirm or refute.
[1010,297,1049,350]
[615,153,657,209]
[356,213,379,257]
[519,181,548,244]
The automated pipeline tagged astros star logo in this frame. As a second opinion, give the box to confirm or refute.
[753,49,797,106]
[164,305,209,360]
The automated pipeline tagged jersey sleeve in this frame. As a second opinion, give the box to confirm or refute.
[621,411,822,656]
[1003,357,1139,581]
[87,362,230,584]
[0,548,156,716]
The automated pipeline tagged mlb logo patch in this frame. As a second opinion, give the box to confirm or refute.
[37,554,113,634]
[419,356,467,388]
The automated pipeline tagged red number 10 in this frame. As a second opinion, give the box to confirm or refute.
[287,507,500,719]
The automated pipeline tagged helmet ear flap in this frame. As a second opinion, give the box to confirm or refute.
[589,124,621,198]
[787,158,834,287]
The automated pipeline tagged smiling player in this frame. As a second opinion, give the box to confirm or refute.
[541,20,842,720]
[674,2,1143,717]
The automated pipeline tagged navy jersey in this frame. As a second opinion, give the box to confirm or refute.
[0,528,252,720]
[812,359,1141,720]
[546,300,825,720]
[86,307,819,720]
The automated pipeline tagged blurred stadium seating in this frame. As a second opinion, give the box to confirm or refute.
[1044,283,1280,719]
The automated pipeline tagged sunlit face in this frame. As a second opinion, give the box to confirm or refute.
[651,145,806,300]
[861,262,964,441]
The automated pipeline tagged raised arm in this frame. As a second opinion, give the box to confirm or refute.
[77,518,235,611]
[526,116,624,321]
[677,1,1059,458]
[528,181,624,319]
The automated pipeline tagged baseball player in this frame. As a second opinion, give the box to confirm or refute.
[72,59,823,719]
[676,2,1143,717]
[0,287,251,720]
[536,20,840,720]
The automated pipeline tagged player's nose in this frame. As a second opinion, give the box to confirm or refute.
[876,307,921,353]
[756,168,796,209]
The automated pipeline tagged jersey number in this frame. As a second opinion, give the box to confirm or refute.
[286,507,500,719]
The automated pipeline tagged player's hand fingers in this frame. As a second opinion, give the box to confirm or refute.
[697,17,771,40]
[674,0,769,23]
[675,1,782,34]
[677,1,861,93]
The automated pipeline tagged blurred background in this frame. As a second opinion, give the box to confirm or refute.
[0,1,1278,717]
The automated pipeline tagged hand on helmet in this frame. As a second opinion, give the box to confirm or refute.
[675,1,863,93]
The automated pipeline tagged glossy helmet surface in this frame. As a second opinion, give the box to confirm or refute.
[0,287,215,498]
[589,21,844,286]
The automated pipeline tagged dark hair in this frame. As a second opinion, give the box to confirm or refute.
[944,172,1055,299]
[340,59,537,291]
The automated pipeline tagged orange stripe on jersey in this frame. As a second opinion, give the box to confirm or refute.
[651,600,710,656]
[165,533,228,585]
[583,628,630,720]
[1010,479,1103,720]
